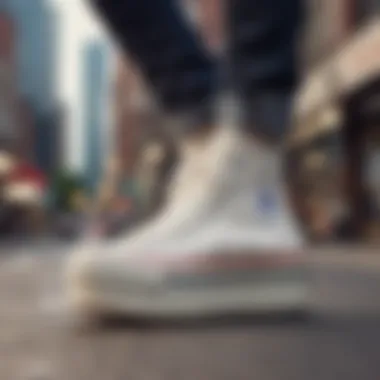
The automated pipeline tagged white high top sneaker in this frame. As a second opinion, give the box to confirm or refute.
[67,125,307,322]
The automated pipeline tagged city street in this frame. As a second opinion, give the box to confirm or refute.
[1,243,380,380]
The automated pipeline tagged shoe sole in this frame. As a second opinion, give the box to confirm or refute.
[68,263,310,324]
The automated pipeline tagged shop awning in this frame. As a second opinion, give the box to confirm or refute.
[4,162,47,206]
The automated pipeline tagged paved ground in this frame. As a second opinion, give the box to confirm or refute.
[1,243,380,380]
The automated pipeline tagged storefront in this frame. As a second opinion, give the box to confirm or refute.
[289,18,380,242]
[0,159,47,237]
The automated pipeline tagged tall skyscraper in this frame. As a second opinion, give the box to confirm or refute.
[0,11,18,145]
[1,0,63,177]
[3,0,58,114]
[83,41,110,193]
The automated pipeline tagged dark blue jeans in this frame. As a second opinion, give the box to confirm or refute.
[91,0,304,141]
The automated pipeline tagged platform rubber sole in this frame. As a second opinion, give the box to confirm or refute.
[68,268,310,326]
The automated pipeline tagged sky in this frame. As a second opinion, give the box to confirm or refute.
[48,0,115,171]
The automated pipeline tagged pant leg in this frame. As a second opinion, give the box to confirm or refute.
[229,0,305,141]
[90,0,216,127]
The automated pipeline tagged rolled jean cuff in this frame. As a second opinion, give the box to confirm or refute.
[241,92,295,142]
[163,96,217,140]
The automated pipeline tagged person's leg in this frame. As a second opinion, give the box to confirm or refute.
[68,0,307,322]
[229,0,304,141]
[90,0,217,132]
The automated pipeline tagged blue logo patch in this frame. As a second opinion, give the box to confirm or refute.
[256,188,277,217]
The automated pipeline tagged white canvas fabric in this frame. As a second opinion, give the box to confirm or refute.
[66,125,307,322]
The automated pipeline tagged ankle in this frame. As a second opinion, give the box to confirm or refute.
[246,131,283,151]
[241,92,294,144]
[164,99,216,140]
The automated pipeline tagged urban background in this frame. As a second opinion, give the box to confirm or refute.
[0,0,379,242]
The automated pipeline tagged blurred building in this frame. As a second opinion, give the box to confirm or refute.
[3,0,58,114]
[294,0,380,142]
[0,11,14,67]
[1,0,63,178]
[304,0,353,67]
[293,0,380,241]
[17,98,36,161]
[35,107,64,176]
[0,11,18,145]
[83,41,110,193]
